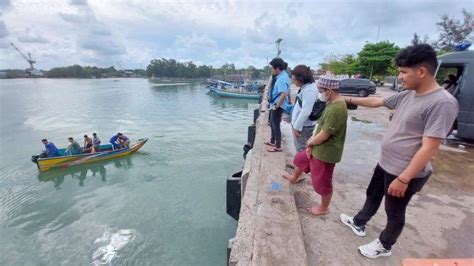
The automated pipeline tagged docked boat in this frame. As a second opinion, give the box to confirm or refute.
[210,88,261,99]
[31,138,148,172]
[207,79,261,99]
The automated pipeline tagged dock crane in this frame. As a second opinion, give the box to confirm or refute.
[10,42,43,76]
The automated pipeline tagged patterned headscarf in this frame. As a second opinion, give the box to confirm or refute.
[317,75,341,90]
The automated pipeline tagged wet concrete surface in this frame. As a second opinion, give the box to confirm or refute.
[282,86,474,265]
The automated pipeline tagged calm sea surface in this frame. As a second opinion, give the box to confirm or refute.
[0,78,258,265]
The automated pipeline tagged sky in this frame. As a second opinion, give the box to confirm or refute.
[0,0,472,70]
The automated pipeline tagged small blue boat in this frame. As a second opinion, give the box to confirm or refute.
[207,79,261,99]
[210,89,261,99]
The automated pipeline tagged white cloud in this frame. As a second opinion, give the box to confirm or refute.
[17,27,49,43]
[0,20,7,38]
[0,0,472,70]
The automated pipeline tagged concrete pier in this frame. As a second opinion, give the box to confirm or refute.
[228,81,474,265]
[229,81,308,265]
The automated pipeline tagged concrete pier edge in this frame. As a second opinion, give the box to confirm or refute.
[229,79,308,266]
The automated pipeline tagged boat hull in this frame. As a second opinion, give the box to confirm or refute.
[210,89,260,99]
[36,138,148,172]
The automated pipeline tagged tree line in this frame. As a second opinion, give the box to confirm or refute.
[145,59,271,79]
[45,65,145,78]
[320,9,472,79]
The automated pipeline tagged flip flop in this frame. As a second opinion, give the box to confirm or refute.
[267,147,283,152]
[264,141,276,147]
[295,177,306,183]
[306,207,329,216]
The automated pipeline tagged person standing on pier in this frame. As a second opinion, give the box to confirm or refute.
[290,65,319,152]
[339,44,459,259]
[266,58,290,152]
[283,76,347,216]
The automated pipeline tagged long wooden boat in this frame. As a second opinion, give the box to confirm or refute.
[32,138,148,172]
[210,88,261,99]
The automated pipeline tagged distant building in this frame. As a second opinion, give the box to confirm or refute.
[0,69,28,78]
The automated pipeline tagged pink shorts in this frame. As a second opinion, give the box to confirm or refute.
[293,151,335,196]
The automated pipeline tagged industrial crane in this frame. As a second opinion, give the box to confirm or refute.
[10,42,43,76]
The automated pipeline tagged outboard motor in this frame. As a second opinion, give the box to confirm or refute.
[31,155,40,164]
[31,152,47,166]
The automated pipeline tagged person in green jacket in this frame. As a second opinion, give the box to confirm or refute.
[66,137,82,155]
[283,75,348,216]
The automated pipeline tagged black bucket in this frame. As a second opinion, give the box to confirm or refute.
[226,170,242,220]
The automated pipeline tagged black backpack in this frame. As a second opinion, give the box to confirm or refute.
[296,88,326,121]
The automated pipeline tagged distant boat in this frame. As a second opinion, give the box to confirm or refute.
[210,88,261,99]
[207,78,261,99]
[31,138,148,172]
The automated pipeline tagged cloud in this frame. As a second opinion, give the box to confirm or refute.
[17,28,49,43]
[70,0,87,6]
[59,1,126,57]
[58,13,85,24]
[0,0,11,9]
[0,20,7,38]
[0,0,472,70]
[79,38,125,55]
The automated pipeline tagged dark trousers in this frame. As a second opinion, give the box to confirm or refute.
[353,164,429,250]
[270,107,284,148]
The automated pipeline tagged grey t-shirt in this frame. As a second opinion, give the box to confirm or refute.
[380,88,459,178]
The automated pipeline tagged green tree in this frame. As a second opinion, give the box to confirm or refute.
[434,9,473,52]
[411,33,429,45]
[319,54,360,76]
[357,41,400,79]
[246,66,260,79]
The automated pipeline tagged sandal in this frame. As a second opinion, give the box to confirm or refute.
[267,147,283,152]
[264,141,276,147]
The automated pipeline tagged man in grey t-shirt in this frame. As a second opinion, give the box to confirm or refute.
[338,44,459,259]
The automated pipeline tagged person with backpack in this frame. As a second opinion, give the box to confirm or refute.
[282,76,347,216]
[266,58,290,152]
[290,65,319,152]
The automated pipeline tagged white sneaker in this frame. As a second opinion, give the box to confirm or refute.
[340,213,366,237]
[358,238,392,259]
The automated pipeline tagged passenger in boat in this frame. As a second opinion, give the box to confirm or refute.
[118,133,130,148]
[110,133,121,149]
[92,133,101,152]
[83,135,93,153]
[41,139,59,157]
[66,137,82,155]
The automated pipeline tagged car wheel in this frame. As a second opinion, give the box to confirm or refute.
[358,89,368,97]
